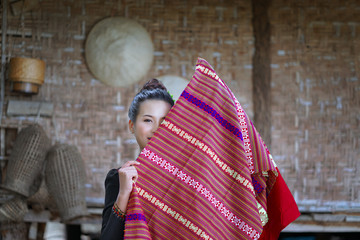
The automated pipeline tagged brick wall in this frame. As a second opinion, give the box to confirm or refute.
[1,0,254,205]
[270,0,360,211]
[1,0,359,212]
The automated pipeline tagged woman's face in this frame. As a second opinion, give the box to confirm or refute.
[129,100,172,150]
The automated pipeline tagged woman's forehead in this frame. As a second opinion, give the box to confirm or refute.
[138,100,171,116]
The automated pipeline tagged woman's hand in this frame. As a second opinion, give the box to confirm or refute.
[115,161,140,212]
[118,160,140,195]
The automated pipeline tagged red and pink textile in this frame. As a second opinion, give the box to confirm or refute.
[124,58,300,239]
[124,183,151,239]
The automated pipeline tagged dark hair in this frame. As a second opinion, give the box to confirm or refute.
[128,79,174,122]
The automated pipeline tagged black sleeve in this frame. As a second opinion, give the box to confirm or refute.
[100,168,125,240]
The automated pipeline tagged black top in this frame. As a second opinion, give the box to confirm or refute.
[100,169,125,240]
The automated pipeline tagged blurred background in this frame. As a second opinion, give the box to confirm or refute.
[0,0,359,239]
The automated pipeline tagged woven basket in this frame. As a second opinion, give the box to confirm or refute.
[27,179,57,212]
[0,197,29,222]
[45,144,88,222]
[1,124,50,197]
[9,57,46,94]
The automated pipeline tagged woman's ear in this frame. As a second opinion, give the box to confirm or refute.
[128,119,135,134]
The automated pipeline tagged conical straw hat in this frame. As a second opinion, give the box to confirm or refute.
[156,75,189,101]
[85,17,154,87]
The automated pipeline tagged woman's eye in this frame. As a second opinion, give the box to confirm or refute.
[144,119,152,122]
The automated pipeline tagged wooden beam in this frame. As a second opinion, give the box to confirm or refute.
[10,0,40,16]
[6,100,54,117]
[251,0,272,148]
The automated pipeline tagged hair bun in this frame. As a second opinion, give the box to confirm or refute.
[140,79,167,91]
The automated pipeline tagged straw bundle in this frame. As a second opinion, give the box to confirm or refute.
[27,179,57,212]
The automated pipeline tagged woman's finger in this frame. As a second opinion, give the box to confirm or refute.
[132,174,138,183]
[121,160,140,168]
[118,166,138,178]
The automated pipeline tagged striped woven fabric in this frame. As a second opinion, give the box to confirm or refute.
[124,183,151,239]
[124,58,299,240]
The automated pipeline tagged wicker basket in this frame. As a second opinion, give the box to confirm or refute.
[0,197,29,222]
[1,124,50,197]
[45,144,88,222]
[27,179,57,212]
[9,57,46,94]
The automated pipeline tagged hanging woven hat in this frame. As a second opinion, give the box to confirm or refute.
[0,197,28,222]
[1,124,50,197]
[45,144,88,223]
[156,75,189,101]
[85,17,154,87]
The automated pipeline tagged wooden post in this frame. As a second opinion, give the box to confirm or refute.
[251,0,272,149]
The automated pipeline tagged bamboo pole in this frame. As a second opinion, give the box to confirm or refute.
[1,0,7,125]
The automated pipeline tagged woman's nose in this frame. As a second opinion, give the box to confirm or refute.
[152,121,160,133]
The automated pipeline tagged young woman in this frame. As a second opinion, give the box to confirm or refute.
[100,79,174,239]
